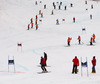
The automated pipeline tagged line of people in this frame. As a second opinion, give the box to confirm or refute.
[27,15,38,30]
[67,34,96,46]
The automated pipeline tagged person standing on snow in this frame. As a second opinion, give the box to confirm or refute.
[36,15,38,20]
[36,24,38,30]
[56,19,59,24]
[41,13,43,18]
[92,56,96,73]
[78,36,81,44]
[72,56,79,74]
[44,4,46,9]
[91,4,93,9]
[35,1,38,5]
[39,10,41,15]
[73,17,75,23]
[31,18,33,23]
[90,14,92,19]
[40,57,47,72]
[93,34,96,43]
[44,52,47,66]
[35,20,37,25]
[67,37,72,46]
[64,6,67,10]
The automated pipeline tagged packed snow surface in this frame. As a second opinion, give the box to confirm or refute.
[0,0,100,84]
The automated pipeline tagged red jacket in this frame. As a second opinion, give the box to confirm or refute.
[73,17,75,20]
[31,18,33,22]
[67,38,72,42]
[92,58,96,65]
[41,58,45,65]
[78,36,81,40]
[90,37,93,42]
[72,57,79,66]
[28,24,30,27]
[93,34,95,39]
[36,24,38,28]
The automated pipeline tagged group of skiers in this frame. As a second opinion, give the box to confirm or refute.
[27,15,38,30]
[52,2,73,10]
[34,1,96,74]
[90,34,96,45]
[72,56,96,74]
[56,17,75,24]
[66,34,96,46]
[27,1,46,30]
[56,14,93,24]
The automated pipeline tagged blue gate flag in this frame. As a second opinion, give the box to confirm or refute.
[81,62,87,67]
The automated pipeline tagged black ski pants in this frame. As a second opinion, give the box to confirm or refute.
[72,65,77,74]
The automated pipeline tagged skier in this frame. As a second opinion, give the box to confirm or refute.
[93,34,95,43]
[70,3,73,7]
[72,56,79,74]
[35,1,37,5]
[90,37,93,45]
[39,10,41,15]
[40,57,47,72]
[31,18,33,23]
[91,4,93,9]
[56,19,59,25]
[27,24,30,30]
[78,36,81,44]
[36,15,38,20]
[58,5,61,10]
[36,24,38,30]
[85,1,87,4]
[40,1,42,3]
[41,13,43,18]
[54,5,56,9]
[64,6,67,10]
[67,37,72,46]
[90,14,92,19]
[44,4,46,9]
[44,52,47,66]
[53,2,55,6]
[60,2,62,5]
[91,56,96,73]
[73,17,75,23]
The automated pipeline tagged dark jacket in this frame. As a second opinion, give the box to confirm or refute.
[44,52,47,60]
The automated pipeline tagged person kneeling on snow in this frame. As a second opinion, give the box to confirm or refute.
[72,56,79,74]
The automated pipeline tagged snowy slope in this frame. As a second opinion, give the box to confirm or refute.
[0,0,100,84]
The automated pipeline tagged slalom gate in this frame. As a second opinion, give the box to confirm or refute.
[81,57,89,77]
[8,56,15,72]
[17,43,22,52]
